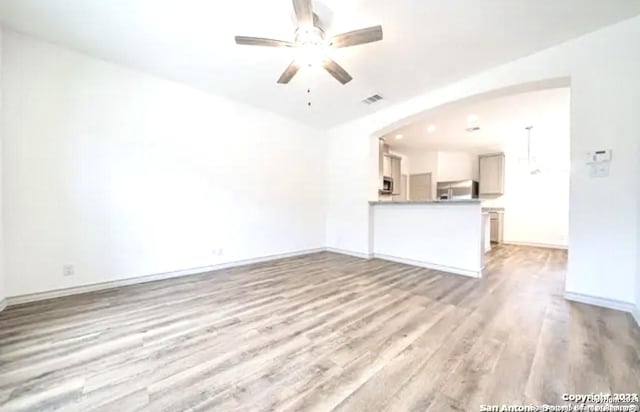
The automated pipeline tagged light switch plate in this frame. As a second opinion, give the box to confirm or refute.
[590,163,609,178]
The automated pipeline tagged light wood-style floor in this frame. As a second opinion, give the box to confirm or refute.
[0,246,639,411]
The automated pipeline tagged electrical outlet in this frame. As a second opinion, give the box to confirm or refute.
[212,248,225,257]
[217,248,224,256]
[63,264,75,276]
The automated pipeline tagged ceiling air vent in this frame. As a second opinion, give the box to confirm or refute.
[362,94,383,105]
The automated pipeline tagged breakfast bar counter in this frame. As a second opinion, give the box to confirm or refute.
[369,200,485,277]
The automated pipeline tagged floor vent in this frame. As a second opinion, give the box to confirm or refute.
[362,94,383,104]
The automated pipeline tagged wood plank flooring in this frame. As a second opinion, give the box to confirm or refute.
[0,246,638,411]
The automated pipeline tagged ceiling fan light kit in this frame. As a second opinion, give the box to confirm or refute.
[235,0,383,85]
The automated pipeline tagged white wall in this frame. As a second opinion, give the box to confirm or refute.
[0,29,4,308]
[325,16,640,305]
[402,149,478,181]
[437,151,478,182]
[489,165,570,249]
[2,31,327,297]
[637,156,640,324]
[497,154,569,248]
[405,150,438,176]
[481,89,570,248]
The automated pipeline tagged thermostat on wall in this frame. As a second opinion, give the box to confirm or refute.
[587,149,612,178]
[586,149,612,164]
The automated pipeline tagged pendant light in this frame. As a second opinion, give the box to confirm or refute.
[526,126,541,175]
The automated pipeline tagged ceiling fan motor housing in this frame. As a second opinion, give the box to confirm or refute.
[294,25,326,46]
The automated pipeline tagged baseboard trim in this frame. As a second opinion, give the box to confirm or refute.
[324,247,372,260]
[503,241,568,250]
[372,253,481,278]
[564,292,637,318]
[0,299,6,313]
[6,248,325,307]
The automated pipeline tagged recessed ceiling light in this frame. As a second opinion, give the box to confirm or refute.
[395,134,404,140]
[467,114,479,123]
[427,124,436,133]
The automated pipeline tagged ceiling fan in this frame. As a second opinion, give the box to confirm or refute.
[234,0,383,85]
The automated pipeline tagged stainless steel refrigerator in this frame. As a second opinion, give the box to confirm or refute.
[436,180,479,201]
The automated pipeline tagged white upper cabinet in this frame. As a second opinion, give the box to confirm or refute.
[390,156,402,195]
[479,153,505,195]
[382,155,392,177]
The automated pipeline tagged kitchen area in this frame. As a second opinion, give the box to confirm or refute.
[369,87,570,277]
[375,139,505,258]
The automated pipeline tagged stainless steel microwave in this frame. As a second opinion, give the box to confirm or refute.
[380,176,393,195]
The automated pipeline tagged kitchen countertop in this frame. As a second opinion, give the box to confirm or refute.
[370,200,482,205]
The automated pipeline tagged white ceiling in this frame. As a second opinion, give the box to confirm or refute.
[0,1,638,128]
[384,87,570,154]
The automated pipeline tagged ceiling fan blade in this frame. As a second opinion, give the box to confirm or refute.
[322,58,352,85]
[329,25,383,48]
[277,61,301,84]
[235,36,295,47]
[292,0,314,27]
